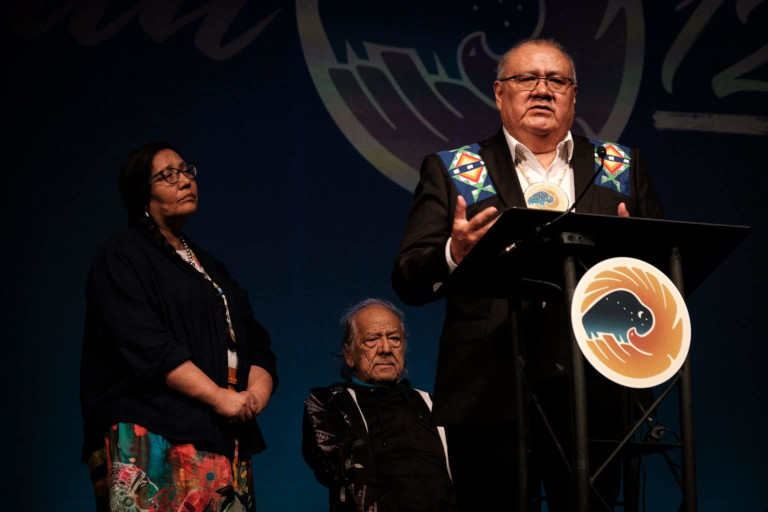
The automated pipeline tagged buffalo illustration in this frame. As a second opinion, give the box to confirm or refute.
[582,290,653,343]
[528,190,555,207]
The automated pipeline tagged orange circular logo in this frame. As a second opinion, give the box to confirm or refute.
[571,257,691,388]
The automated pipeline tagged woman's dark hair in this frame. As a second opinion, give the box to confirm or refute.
[119,140,180,223]
[119,141,187,258]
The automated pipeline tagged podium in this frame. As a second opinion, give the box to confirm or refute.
[444,207,750,512]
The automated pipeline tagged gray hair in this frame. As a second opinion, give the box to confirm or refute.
[338,298,406,379]
[496,38,577,84]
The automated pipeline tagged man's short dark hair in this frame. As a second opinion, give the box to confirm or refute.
[338,298,406,379]
[496,38,577,84]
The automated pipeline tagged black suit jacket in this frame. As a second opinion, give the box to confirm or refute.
[392,129,663,426]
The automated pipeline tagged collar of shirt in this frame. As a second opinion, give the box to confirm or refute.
[351,376,378,388]
[502,127,576,208]
[350,376,410,389]
[502,126,574,177]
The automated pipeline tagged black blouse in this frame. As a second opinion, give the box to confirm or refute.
[80,225,277,461]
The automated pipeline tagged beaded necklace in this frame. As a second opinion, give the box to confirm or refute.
[515,159,571,211]
[181,237,237,345]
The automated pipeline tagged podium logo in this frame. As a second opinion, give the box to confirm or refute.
[571,257,691,388]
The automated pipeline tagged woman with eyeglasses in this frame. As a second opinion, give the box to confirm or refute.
[80,141,277,511]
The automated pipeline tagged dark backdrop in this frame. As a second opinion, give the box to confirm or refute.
[3,1,766,510]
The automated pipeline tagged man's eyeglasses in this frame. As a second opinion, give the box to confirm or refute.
[497,74,576,93]
[149,164,198,184]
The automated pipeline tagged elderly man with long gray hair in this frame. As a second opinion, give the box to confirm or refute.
[302,298,457,512]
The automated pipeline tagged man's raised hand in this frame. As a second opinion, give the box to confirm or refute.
[450,195,500,265]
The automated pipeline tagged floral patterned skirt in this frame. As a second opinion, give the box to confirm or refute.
[88,423,255,512]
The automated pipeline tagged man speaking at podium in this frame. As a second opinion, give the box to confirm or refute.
[392,38,663,510]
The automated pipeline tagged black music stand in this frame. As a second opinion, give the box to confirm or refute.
[443,207,750,512]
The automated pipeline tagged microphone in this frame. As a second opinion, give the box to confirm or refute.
[538,145,607,233]
[596,145,607,157]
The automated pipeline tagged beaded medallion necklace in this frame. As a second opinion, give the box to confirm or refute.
[515,159,571,211]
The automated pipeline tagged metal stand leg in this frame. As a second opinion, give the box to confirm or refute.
[508,301,529,511]
[563,255,590,512]
[670,247,697,511]
[622,388,640,512]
